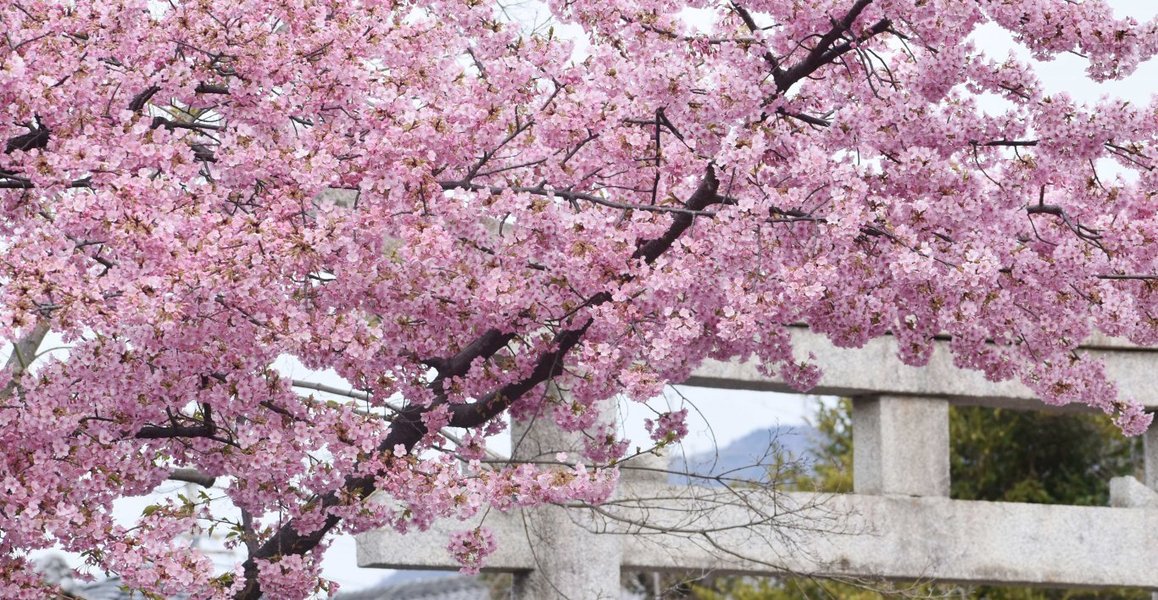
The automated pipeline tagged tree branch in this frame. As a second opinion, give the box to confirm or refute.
[774,0,888,93]
[633,166,720,262]
[423,328,514,381]
[4,119,50,154]
[1,320,50,401]
[233,167,725,599]
[150,117,225,132]
[438,180,719,216]
[128,86,161,112]
[731,2,783,76]
[0,175,91,189]
[169,468,217,488]
[449,319,594,429]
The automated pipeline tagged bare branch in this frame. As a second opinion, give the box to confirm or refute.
[439,180,720,216]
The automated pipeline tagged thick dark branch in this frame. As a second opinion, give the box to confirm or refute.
[655,108,686,142]
[235,319,592,598]
[135,423,216,439]
[775,0,886,92]
[169,468,217,488]
[747,1,890,125]
[136,403,220,440]
[150,117,225,132]
[4,121,50,154]
[807,18,893,85]
[424,328,514,380]
[776,108,831,127]
[234,400,423,599]
[234,167,724,599]
[128,86,161,112]
[449,320,594,428]
[633,165,720,262]
[814,0,876,58]
[0,176,91,189]
[195,82,230,95]
[190,143,217,163]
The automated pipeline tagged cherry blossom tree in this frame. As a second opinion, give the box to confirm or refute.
[1,0,1156,597]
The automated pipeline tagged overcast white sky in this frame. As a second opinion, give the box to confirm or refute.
[7,0,1157,594]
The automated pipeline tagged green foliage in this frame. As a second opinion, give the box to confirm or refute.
[690,401,1146,600]
[796,399,854,494]
[950,406,1140,506]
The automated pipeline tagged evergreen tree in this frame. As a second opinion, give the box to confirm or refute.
[692,401,1145,599]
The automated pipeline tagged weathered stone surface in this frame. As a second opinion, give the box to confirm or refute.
[614,485,1158,590]
[508,502,623,600]
[853,396,949,496]
[506,399,623,600]
[685,327,1158,410]
[1110,476,1158,509]
[356,334,1158,594]
[357,483,1158,590]
[356,510,532,571]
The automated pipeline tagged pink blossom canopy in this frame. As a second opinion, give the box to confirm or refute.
[1,0,1156,597]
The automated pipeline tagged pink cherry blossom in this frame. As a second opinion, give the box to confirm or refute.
[1,0,1156,597]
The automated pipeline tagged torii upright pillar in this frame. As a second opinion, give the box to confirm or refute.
[506,397,623,599]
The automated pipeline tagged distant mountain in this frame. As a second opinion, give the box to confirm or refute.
[667,424,820,486]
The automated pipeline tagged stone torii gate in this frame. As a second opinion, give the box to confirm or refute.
[356,326,1158,598]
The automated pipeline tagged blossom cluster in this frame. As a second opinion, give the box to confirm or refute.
[1,0,1155,597]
